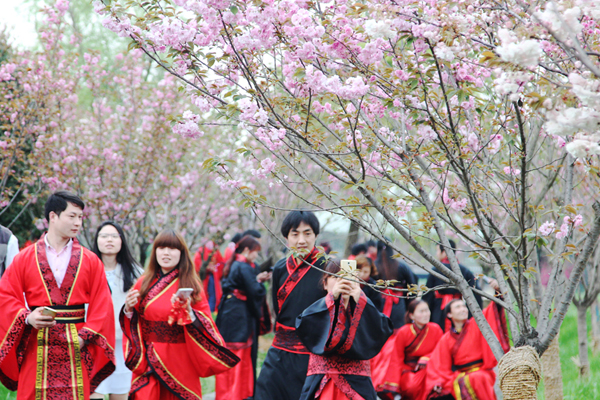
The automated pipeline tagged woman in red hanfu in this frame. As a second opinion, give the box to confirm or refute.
[388,300,444,400]
[194,240,224,312]
[425,299,500,400]
[121,230,239,400]
[295,260,393,400]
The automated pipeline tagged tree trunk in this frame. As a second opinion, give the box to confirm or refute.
[591,299,600,354]
[540,335,563,400]
[343,220,360,258]
[576,305,590,377]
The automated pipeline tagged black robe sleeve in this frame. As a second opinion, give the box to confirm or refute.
[423,272,436,309]
[271,258,286,317]
[398,262,418,308]
[461,266,483,309]
[295,292,393,360]
[237,262,266,319]
[363,278,384,311]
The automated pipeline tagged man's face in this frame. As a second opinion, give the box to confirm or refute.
[436,245,445,261]
[447,300,469,323]
[49,203,83,239]
[286,221,317,253]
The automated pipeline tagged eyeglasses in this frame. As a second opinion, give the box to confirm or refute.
[98,234,120,239]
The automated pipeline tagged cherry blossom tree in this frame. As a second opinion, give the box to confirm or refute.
[0,2,78,237]
[2,0,279,258]
[98,0,600,385]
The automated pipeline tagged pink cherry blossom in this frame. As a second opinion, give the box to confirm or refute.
[396,199,413,217]
[538,221,556,237]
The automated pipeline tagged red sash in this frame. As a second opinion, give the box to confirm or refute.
[382,288,399,317]
[308,354,370,376]
[272,322,308,353]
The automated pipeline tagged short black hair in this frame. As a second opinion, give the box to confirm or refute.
[280,210,320,238]
[438,239,456,254]
[365,240,376,248]
[231,233,243,243]
[242,229,261,239]
[45,191,85,221]
[351,243,368,256]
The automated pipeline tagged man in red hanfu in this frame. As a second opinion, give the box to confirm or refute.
[425,297,509,400]
[0,191,116,400]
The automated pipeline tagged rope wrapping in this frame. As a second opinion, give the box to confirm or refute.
[498,346,541,400]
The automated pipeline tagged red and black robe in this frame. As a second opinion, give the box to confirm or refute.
[215,257,268,400]
[0,236,116,400]
[424,298,510,400]
[194,245,224,311]
[370,261,417,397]
[422,261,482,332]
[121,268,239,400]
[295,292,393,400]
[255,248,327,400]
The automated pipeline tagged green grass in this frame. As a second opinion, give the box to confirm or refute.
[0,311,596,399]
[554,307,600,400]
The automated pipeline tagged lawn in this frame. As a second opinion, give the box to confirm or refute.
[0,307,596,399]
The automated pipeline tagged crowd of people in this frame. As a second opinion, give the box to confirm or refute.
[0,191,510,400]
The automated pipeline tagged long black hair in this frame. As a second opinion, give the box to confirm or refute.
[223,235,261,278]
[93,221,141,292]
[375,240,397,281]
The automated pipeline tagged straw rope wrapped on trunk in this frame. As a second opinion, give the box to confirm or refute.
[498,346,541,400]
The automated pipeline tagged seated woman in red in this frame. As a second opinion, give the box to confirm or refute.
[121,230,240,400]
[295,260,393,400]
[390,299,444,400]
[425,299,497,400]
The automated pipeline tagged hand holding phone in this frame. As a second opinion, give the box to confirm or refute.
[175,288,194,300]
[41,307,57,319]
[27,307,57,330]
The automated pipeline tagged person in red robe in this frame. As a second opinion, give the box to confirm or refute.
[0,191,116,400]
[424,299,505,400]
[121,229,239,400]
[194,240,224,311]
[381,299,443,400]
[296,259,392,399]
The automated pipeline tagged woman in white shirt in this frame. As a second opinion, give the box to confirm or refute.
[91,221,143,400]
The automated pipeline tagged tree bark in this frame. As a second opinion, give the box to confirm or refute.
[592,299,600,354]
[576,305,590,377]
[343,219,360,258]
[540,334,563,400]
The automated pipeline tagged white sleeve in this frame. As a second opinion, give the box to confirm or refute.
[5,235,19,268]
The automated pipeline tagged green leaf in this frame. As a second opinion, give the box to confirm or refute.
[230,5,238,14]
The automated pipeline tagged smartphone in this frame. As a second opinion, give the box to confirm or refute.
[41,306,57,319]
[341,260,357,270]
[175,288,194,300]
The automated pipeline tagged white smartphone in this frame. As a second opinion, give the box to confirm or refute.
[175,288,194,300]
